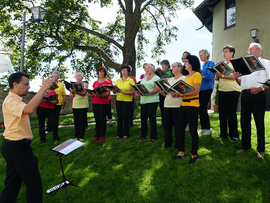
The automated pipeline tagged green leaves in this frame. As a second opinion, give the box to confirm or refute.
[1,0,193,79]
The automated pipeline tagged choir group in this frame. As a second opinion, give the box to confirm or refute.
[1,42,270,203]
[39,42,270,165]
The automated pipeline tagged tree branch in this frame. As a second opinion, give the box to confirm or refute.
[140,0,154,13]
[74,45,121,69]
[144,8,161,36]
[63,19,124,52]
[118,0,126,14]
[46,13,124,52]
[150,4,169,27]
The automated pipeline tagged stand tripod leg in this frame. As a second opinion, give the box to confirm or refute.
[46,154,79,196]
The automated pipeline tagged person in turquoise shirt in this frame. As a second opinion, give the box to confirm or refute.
[136,63,160,143]
[159,59,174,127]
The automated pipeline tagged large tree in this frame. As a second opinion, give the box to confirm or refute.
[0,0,194,79]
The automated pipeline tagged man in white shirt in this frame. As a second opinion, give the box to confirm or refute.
[234,43,270,158]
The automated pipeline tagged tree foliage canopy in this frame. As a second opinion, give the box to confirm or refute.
[0,0,194,79]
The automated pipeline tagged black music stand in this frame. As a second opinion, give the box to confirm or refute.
[46,139,85,197]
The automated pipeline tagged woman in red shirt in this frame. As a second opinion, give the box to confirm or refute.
[36,88,59,144]
[91,67,112,142]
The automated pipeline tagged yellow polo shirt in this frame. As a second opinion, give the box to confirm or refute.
[54,81,66,105]
[115,77,135,102]
[2,92,33,140]
[182,72,202,107]
[218,62,241,92]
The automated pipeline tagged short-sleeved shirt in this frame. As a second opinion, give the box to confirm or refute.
[2,92,32,140]
[218,62,241,92]
[92,79,112,104]
[239,57,270,90]
[140,75,160,104]
[182,72,202,107]
[72,83,89,109]
[115,77,135,102]
[38,90,57,109]
[164,76,186,108]
[165,69,174,78]
[54,81,66,106]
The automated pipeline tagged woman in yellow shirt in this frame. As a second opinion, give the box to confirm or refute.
[173,55,202,164]
[215,45,241,141]
[69,72,89,141]
[113,65,135,139]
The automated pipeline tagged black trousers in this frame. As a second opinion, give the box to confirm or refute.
[164,107,180,148]
[106,100,112,120]
[199,89,212,129]
[54,105,62,129]
[93,104,108,137]
[73,108,88,139]
[46,105,62,132]
[218,91,240,138]
[116,101,132,137]
[36,106,58,141]
[241,91,265,152]
[140,102,158,140]
[159,94,165,126]
[0,139,42,203]
[176,106,199,155]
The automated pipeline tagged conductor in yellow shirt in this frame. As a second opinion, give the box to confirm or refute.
[0,72,53,203]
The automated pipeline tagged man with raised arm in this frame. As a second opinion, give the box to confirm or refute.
[0,72,53,203]
[234,43,270,158]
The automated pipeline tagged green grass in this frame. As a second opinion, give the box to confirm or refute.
[1,111,270,202]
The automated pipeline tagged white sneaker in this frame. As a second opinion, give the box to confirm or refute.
[198,129,205,134]
[202,128,213,135]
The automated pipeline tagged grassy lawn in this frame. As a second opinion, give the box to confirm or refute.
[0,110,270,202]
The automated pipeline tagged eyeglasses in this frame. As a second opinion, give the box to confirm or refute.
[20,82,30,87]
[184,60,189,63]
[121,69,128,72]
[223,50,230,53]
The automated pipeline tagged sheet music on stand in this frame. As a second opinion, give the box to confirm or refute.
[52,139,85,156]
[46,139,85,197]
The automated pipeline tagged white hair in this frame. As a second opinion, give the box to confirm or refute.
[52,71,60,78]
[148,63,155,70]
[172,62,183,69]
[249,42,262,50]
[75,71,84,78]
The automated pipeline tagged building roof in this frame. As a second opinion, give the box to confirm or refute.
[193,0,221,32]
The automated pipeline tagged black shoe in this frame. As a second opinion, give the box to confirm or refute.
[40,140,46,144]
[189,156,199,164]
[173,154,186,160]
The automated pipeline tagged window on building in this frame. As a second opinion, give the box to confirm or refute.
[225,0,236,29]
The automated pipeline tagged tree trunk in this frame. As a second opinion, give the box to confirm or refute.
[122,0,142,77]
